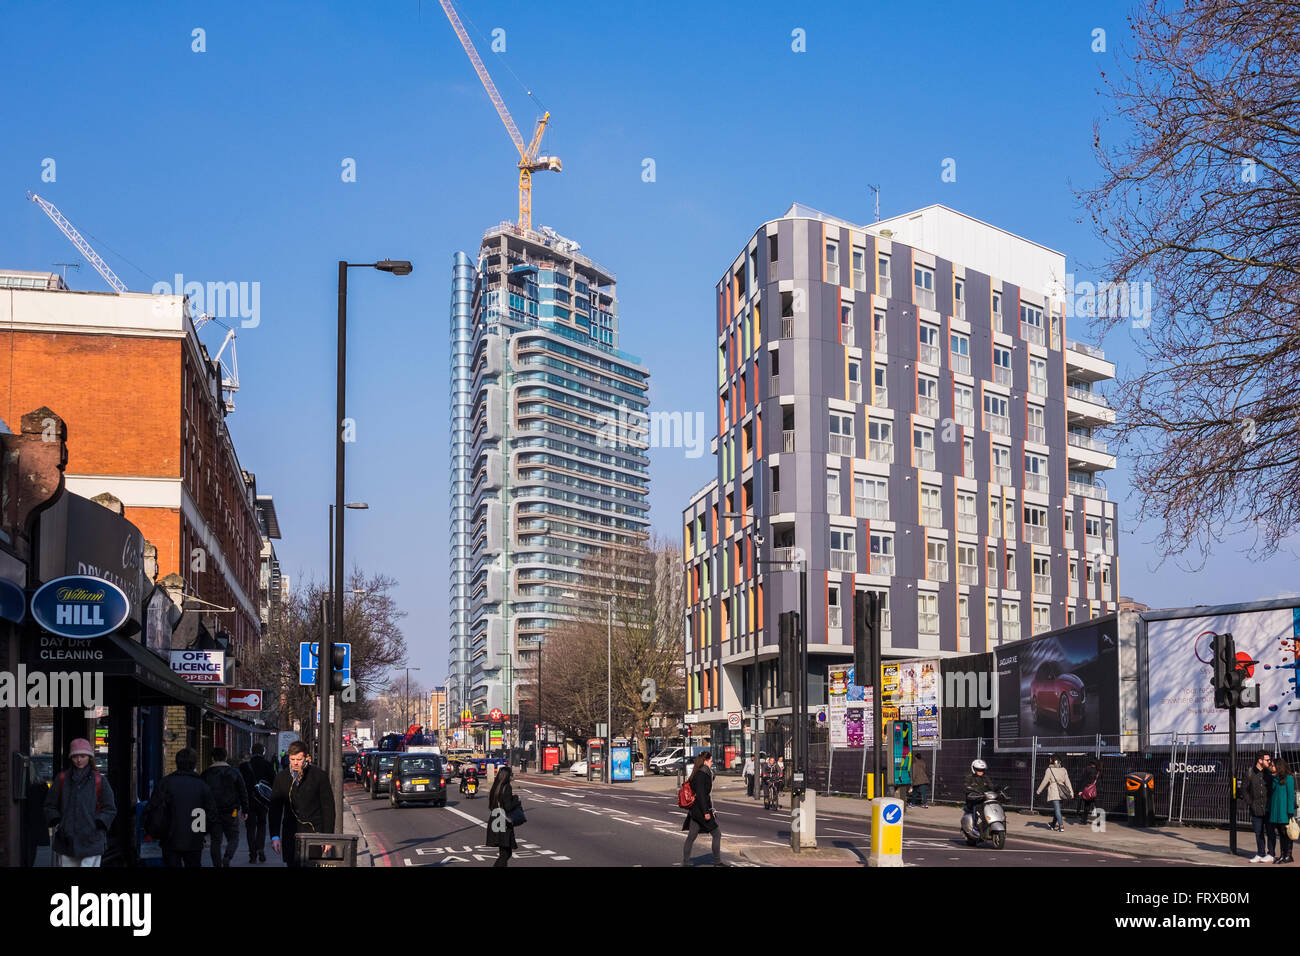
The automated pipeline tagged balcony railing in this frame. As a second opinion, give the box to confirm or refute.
[853,271,867,293]
[1066,339,1106,359]
[927,559,949,582]
[951,353,971,375]
[994,313,1006,334]
[1021,323,1045,346]
[1025,473,1049,493]
[987,414,1010,436]
[1027,423,1046,444]
[770,491,784,514]
[922,506,943,527]
[874,331,887,353]
[769,373,780,394]
[878,275,892,298]
[826,491,841,513]
[830,550,856,572]
[848,381,862,403]
[1004,571,1018,590]
[993,367,1013,386]
[993,466,1012,486]
[1085,535,1114,555]
[858,497,888,520]
[873,385,888,407]
[958,565,979,585]
[960,614,971,638]
[914,448,936,470]
[958,513,978,534]
[781,317,795,339]
[919,612,940,634]
[956,406,975,427]
[870,440,893,463]
[954,300,966,321]
[828,605,842,629]
[841,323,856,348]
[1025,525,1049,545]
[1067,385,1110,407]
[1069,479,1108,500]
[919,343,940,366]
[915,286,936,311]
[1029,376,1048,397]
[986,568,999,588]
[1034,574,1052,594]
[917,395,939,419]
[869,554,894,576]
[783,430,796,453]
[1004,622,1021,641]
[1068,433,1109,453]
[827,263,840,286]
[829,434,855,457]
[771,547,801,565]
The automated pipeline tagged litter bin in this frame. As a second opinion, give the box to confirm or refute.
[294,833,358,868]
[1125,772,1155,826]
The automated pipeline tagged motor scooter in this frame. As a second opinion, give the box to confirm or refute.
[460,772,479,799]
[960,786,1008,849]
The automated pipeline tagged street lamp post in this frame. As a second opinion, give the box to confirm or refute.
[328,258,410,834]
[403,666,422,729]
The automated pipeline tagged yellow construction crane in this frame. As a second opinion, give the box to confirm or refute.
[440,0,561,232]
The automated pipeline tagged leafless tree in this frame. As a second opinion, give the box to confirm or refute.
[1080,0,1300,563]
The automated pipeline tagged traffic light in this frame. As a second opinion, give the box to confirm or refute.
[885,719,913,787]
[1211,632,1233,709]
[853,591,881,688]
[778,611,800,700]
[329,644,348,693]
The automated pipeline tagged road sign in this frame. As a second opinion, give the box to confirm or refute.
[299,642,350,686]
[683,713,699,724]
[727,712,742,729]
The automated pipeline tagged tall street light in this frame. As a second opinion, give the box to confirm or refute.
[327,258,411,835]
[402,666,422,730]
[325,499,370,761]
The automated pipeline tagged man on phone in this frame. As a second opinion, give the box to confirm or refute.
[268,740,336,867]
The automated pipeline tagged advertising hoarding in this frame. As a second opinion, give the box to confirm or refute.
[1145,601,1300,744]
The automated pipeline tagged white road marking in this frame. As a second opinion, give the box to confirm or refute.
[614,817,641,825]
[554,856,571,861]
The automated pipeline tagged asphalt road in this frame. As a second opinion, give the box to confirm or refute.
[348,778,1189,867]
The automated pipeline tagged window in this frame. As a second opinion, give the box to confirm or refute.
[855,475,888,520]
[954,278,966,320]
[873,310,887,353]
[829,412,854,457]
[957,491,978,533]
[1020,302,1044,345]
[989,493,1002,539]
[950,332,971,375]
[992,444,1012,486]
[852,247,867,292]
[984,392,1010,436]
[919,323,941,366]
[1029,357,1048,397]
[987,598,999,639]
[918,592,939,635]
[749,248,758,291]
[1025,452,1049,493]
[841,304,856,348]
[993,346,1013,385]
[914,265,936,310]
[830,529,855,571]
[954,384,974,427]
[992,291,1003,329]
[1004,550,1017,590]
[926,539,949,581]
[1033,553,1052,595]
[827,468,841,514]
[1004,498,1017,540]
[917,375,939,419]
[963,436,974,476]
[1024,504,1049,544]
[869,418,893,462]
[913,425,935,470]
[1069,559,1079,597]
[1101,564,1112,600]
[959,595,971,638]
[878,255,891,297]
[1002,601,1020,641]
[921,484,943,527]
[769,234,778,263]
[828,585,841,629]
[870,531,895,575]
[826,240,840,286]
[958,543,978,585]
[1033,604,1052,634]
[848,360,862,402]
[873,364,888,407]
[1027,404,1045,444]
[1067,605,1077,626]
[878,589,892,631]
[986,546,999,587]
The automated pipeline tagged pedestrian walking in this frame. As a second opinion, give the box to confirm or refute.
[743,753,756,797]
[1268,756,1296,864]
[239,743,276,863]
[485,764,523,867]
[268,740,336,867]
[1036,755,1073,831]
[201,747,248,867]
[144,747,216,868]
[1076,758,1100,823]
[44,738,117,867]
[1245,750,1276,862]
[910,752,931,807]
[681,751,726,866]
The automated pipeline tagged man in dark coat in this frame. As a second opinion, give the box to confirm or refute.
[681,751,725,866]
[1244,750,1276,861]
[145,747,216,868]
[268,740,336,867]
[239,743,277,863]
[201,746,248,867]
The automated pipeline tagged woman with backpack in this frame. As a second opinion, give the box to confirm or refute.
[680,751,726,866]
[44,738,117,867]
[485,764,524,867]
[1036,755,1073,831]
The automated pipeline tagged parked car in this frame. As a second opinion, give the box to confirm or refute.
[342,750,359,780]
[389,753,447,808]
[367,751,401,798]
[570,759,588,775]
[656,754,687,776]
[649,747,684,774]
[1029,660,1086,730]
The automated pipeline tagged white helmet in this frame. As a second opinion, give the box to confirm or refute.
[971,759,987,773]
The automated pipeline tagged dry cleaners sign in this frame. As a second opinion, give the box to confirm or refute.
[170,649,225,684]
[31,575,131,640]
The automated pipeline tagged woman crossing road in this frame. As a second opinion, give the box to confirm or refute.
[680,751,727,866]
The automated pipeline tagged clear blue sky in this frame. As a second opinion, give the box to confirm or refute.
[4,1,1295,684]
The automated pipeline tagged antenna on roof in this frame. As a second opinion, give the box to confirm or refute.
[869,185,881,223]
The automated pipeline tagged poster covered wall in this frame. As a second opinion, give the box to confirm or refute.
[829,661,935,748]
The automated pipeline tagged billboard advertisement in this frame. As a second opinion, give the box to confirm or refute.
[995,618,1119,746]
[1145,601,1300,744]
[895,660,940,746]
[829,666,850,747]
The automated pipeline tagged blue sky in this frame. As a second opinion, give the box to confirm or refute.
[3,1,1296,685]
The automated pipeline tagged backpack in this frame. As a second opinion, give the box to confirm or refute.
[203,765,242,810]
[56,771,103,814]
[677,777,695,809]
[143,783,172,840]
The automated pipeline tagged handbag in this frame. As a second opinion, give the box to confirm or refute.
[1287,819,1299,842]
[506,796,527,827]
[1079,781,1097,801]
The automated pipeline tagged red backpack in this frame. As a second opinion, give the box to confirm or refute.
[677,777,695,809]
[57,771,103,813]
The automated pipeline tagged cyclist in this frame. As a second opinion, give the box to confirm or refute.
[760,754,780,810]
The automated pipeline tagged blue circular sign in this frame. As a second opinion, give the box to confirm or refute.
[31,575,130,640]
[883,803,903,824]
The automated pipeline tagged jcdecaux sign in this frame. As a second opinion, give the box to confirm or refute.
[31,575,131,640]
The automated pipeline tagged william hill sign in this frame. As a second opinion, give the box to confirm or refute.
[32,575,131,640]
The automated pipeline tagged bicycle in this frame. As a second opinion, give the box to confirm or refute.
[761,776,780,811]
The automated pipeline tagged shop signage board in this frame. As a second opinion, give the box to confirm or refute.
[170,649,225,683]
[31,575,130,640]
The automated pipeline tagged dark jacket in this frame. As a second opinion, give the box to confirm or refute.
[911,756,931,787]
[485,780,520,849]
[269,764,335,840]
[1244,765,1273,817]
[1268,773,1296,825]
[964,772,994,796]
[146,769,216,852]
[240,754,276,811]
[201,762,248,814]
[44,766,117,859]
[682,766,718,833]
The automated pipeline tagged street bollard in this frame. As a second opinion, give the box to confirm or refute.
[868,796,905,867]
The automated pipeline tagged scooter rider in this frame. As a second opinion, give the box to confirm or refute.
[964,759,995,820]
[460,765,480,796]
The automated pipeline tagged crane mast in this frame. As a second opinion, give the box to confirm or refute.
[27,191,128,293]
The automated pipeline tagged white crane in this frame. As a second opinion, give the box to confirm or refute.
[27,190,240,413]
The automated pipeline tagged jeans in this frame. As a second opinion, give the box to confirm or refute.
[1270,822,1293,859]
[1252,815,1274,857]
[245,806,267,857]
[745,774,754,797]
[1051,800,1063,828]
[163,848,203,867]
[683,819,722,865]
[210,808,241,866]
[911,784,930,806]
[56,854,102,867]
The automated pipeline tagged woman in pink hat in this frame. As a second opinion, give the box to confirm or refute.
[43,738,116,866]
